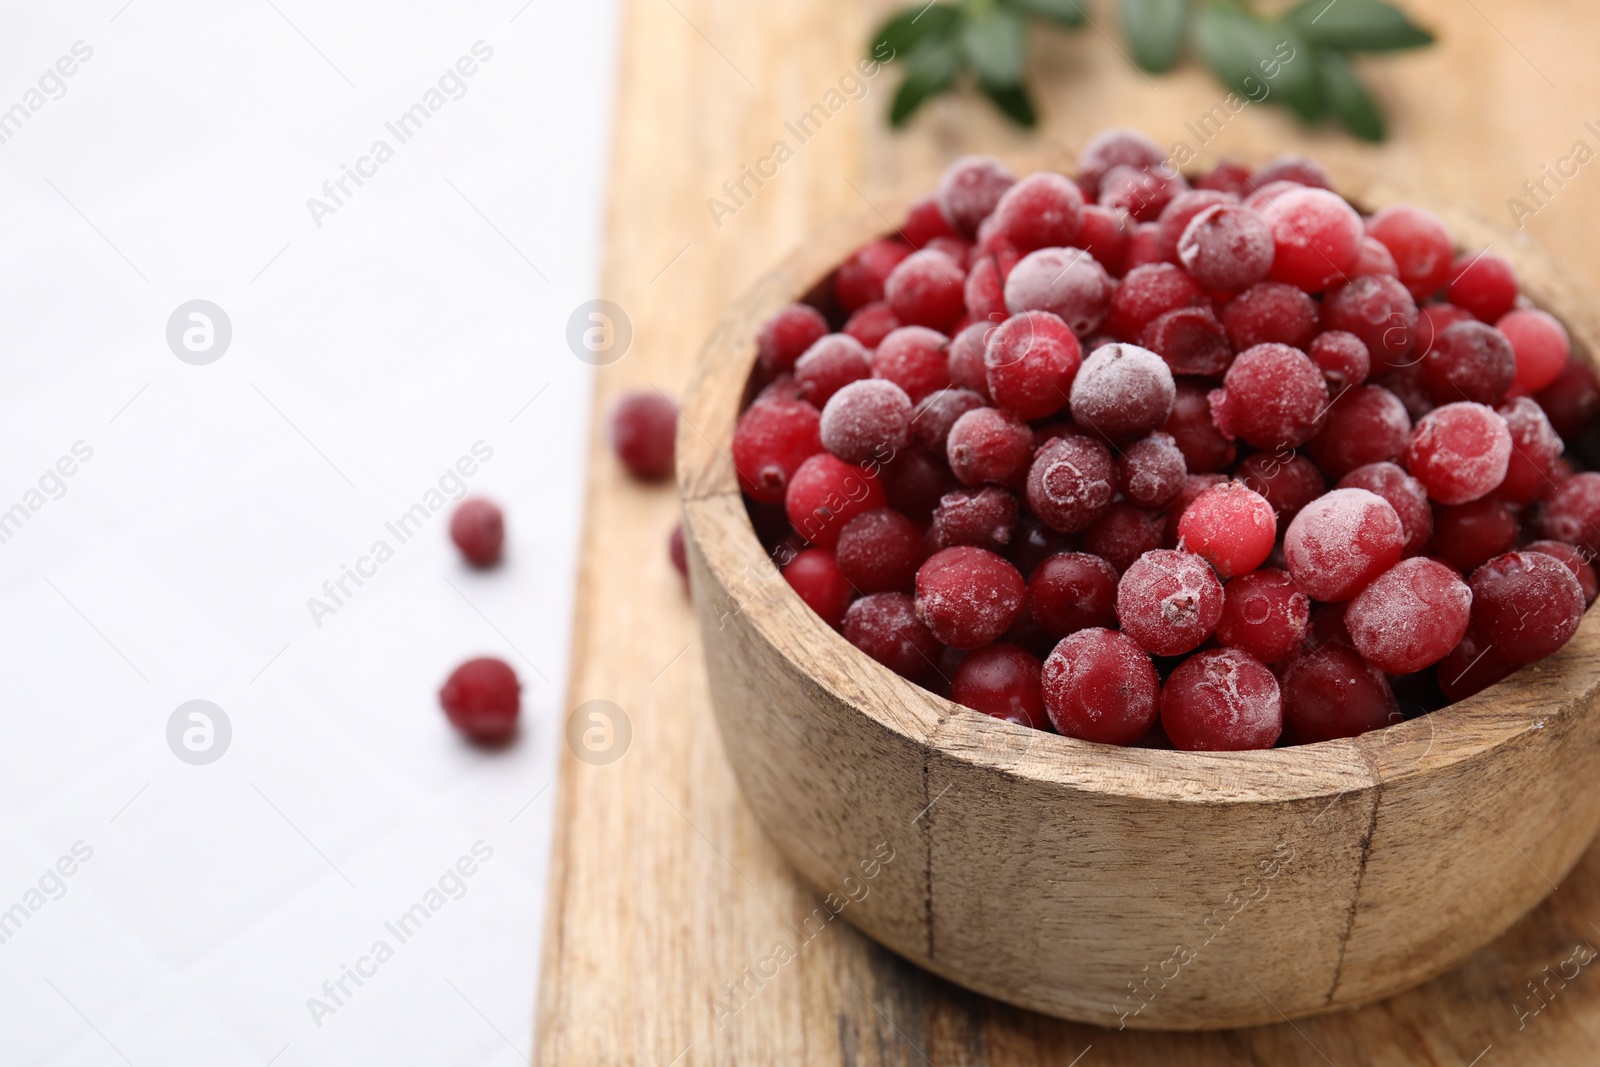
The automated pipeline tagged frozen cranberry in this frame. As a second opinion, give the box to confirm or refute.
[1468,551,1585,664]
[1535,357,1600,442]
[439,658,520,743]
[1527,540,1600,605]
[820,379,912,465]
[1216,568,1309,663]
[1495,397,1561,504]
[1448,250,1519,323]
[886,249,967,331]
[1082,503,1165,574]
[843,302,901,349]
[1322,274,1418,371]
[1117,549,1224,656]
[785,452,887,548]
[782,548,855,627]
[903,193,959,248]
[910,388,986,452]
[914,546,1026,648]
[835,240,912,313]
[937,157,1015,236]
[1074,204,1129,275]
[1140,306,1232,377]
[947,406,1033,488]
[1496,309,1570,394]
[450,498,505,568]
[1236,452,1326,523]
[1009,516,1078,577]
[1279,646,1397,744]
[930,486,1019,552]
[1077,127,1166,190]
[872,327,950,402]
[1346,558,1472,674]
[1535,472,1600,557]
[947,322,993,398]
[1422,320,1515,404]
[1041,627,1160,745]
[1123,224,1170,273]
[1430,498,1517,572]
[984,310,1082,419]
[1197,159,1253,196]
[965,255,1008,324]
[1414,303,1473,358]
[1026,551,1118,638]
[1117,433,1187,508]
[1284,488,1405,602]
[1069,342,1176,442]
[1352,237,1400,278]
[1404,402,1512,504]
[1162,472,1226,546]
[668,521,688,585]
[1026,433,1116,532]
[1338,462,1434,557]
[1156,190,1236,257]
[1258,187,1364,292]
[1210,343,1329,449]
[1175,203,1274,292]
[1437,630,1518,701]
[837,508,924,593]
[1307,330,1370,392]
[1099,163,1186,222]
[758,304,830,375]
[1306,384,1411,479]
[1373,364,1435,425]
[1243,180,1304,213]
[951,644,1047,728]
[610,391,678,481]
[1002,248,1114,337]
[881,448,957,522]
[1252,154,1333,191]
[842,592,941,682]
[1365,205,1454,299]
[1161,649,1282,751]
[990,171,1084,251]
[1163,380,1235,471]
[1221,282,1319,351]
[795,334,872,406]
[924,235,973,266]
[1177,481,1275,577]
[1106,263,1206,341]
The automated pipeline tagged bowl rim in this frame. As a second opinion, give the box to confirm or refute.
[676,153,1600,805]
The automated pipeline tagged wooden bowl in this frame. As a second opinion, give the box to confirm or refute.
[676,165,1600,1030]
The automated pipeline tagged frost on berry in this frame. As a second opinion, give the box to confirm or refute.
[1069,342,1176,443]
[1283,488,1404,602]
[1160,648,1283,752]
[1403,402,1512,505]
[1026,433,1116,533]
[1003,248,1113,335]
[1346,558,1473,674]
[1116,549,1224,656]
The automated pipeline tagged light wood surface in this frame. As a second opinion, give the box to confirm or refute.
[539,0,1600,1061]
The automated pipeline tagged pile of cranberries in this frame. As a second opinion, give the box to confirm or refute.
[732,128,1600,752]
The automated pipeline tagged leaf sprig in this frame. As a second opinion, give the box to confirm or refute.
[871,0,1435,141]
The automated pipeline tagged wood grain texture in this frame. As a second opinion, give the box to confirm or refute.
[539,0,1600,1061]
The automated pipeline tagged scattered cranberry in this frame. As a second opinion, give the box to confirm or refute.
[1346,558,1472,674]
[450,498,505,568]
[1498,308,1570,393]
[1117,549,1224,656]
[842,592,941,682]
[1026,433,1116,532]
[984,310,1083,420]
[951,644,1047,729]
[439,658,520,743]
[1216,568,1310,662]
[1161,649,1282,751]
[1041,627,1160,745]
[1284,488,1405,602]
[1280,645,1397,743]
[914,546,1026,649]
[758,304,829,375]
[610,391,677,481]
[1404,402,1512,504]
[1210,343,1329,450]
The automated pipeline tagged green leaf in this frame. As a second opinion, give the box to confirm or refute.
[1120,0,1190,72]
[980,80,1038,125]
[1318,50,1386,140]
[890,37,961,126]
[1286,0,1434,52]
[1191,4,1322,121]
[1005,0,1088,27]
[962,6,1027,85]
[869,3,963,63]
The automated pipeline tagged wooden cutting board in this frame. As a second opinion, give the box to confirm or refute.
[537,1,1600,1062]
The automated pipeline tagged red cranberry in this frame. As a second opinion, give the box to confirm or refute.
[1117,549,1224,656]
[1352,237,1400,278]
[782,548,855,628]
[1526,540,1600,605]
[1099,163,1187,222]
[1305,384,1411,480]
[842,592,941,682]
[1210,343,1329,450]
[1123,225,1170,274]
[886,249,967,331]
[1176,203,1274,292]
[1177,481,1276,578]
[1027,551,1118,638]
[1338,462,1434,556]
[1161,648,1282,751]
[1010,516,1079,577]
[1070,342,1176,442]
[951,643,1047,729]
[1117,433,1187,508]
[1307,330,1370,392]
[1216,568,1309,663]
[1003,248,1114,335]
[439,658,520,743]
[1235,451,1325,523]
[1026,433,1117,533]
[449,498,505,568]
[1534,471,1600,557]
[903,193,959,247]
[1280,646,1397,744]
[965,255,1008,324]
[1106,263,1207,341]
[1041,627,1160,745]
[785,453,887,549]
[910,387,986,452]
[1163,380,1235,471]
[610,391,677,481]
[1423,320,1515,405]
[984,310,1083,420]
[820,379,912,465]
[914,546,1026,648]
[835,240,911,313]
[1252,154,1333,191]
[930,486,1019,553]
[1156,190,1238,259]
[873,326,950,402]
[795,334,872,406]
[1498,309,1570,393]
[881,448,958,523]
[947,322,993,398]
[1283,488,1405,602]
[1535,357,1600,441]
[733,397,823,505]
[947,406,1034,488]
[1196,159,1254,197]
[1437,630,1518,701]
[938,156,1016,235]
[1077,127,1166,190]
[1163,472,1227,547]
[758,304,830,375]
[1346,558,1473,674]
[1448,250,1519,323]
[1074,204,1129,275]
[837,508,925,593]
[1082,503,1165,574]
[843,302,901,348]
[1495,397,1561,504]
[1404,402,1512,504]
[1140,306,1231,377]
[1430,497,1517,572]
[1365,205,1454,299]
[1321,274,1418,371]
[991,171,1084,251]
[1221,281,1319,351]
[1259,187,1363,292]
[1468,551,1585,664]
